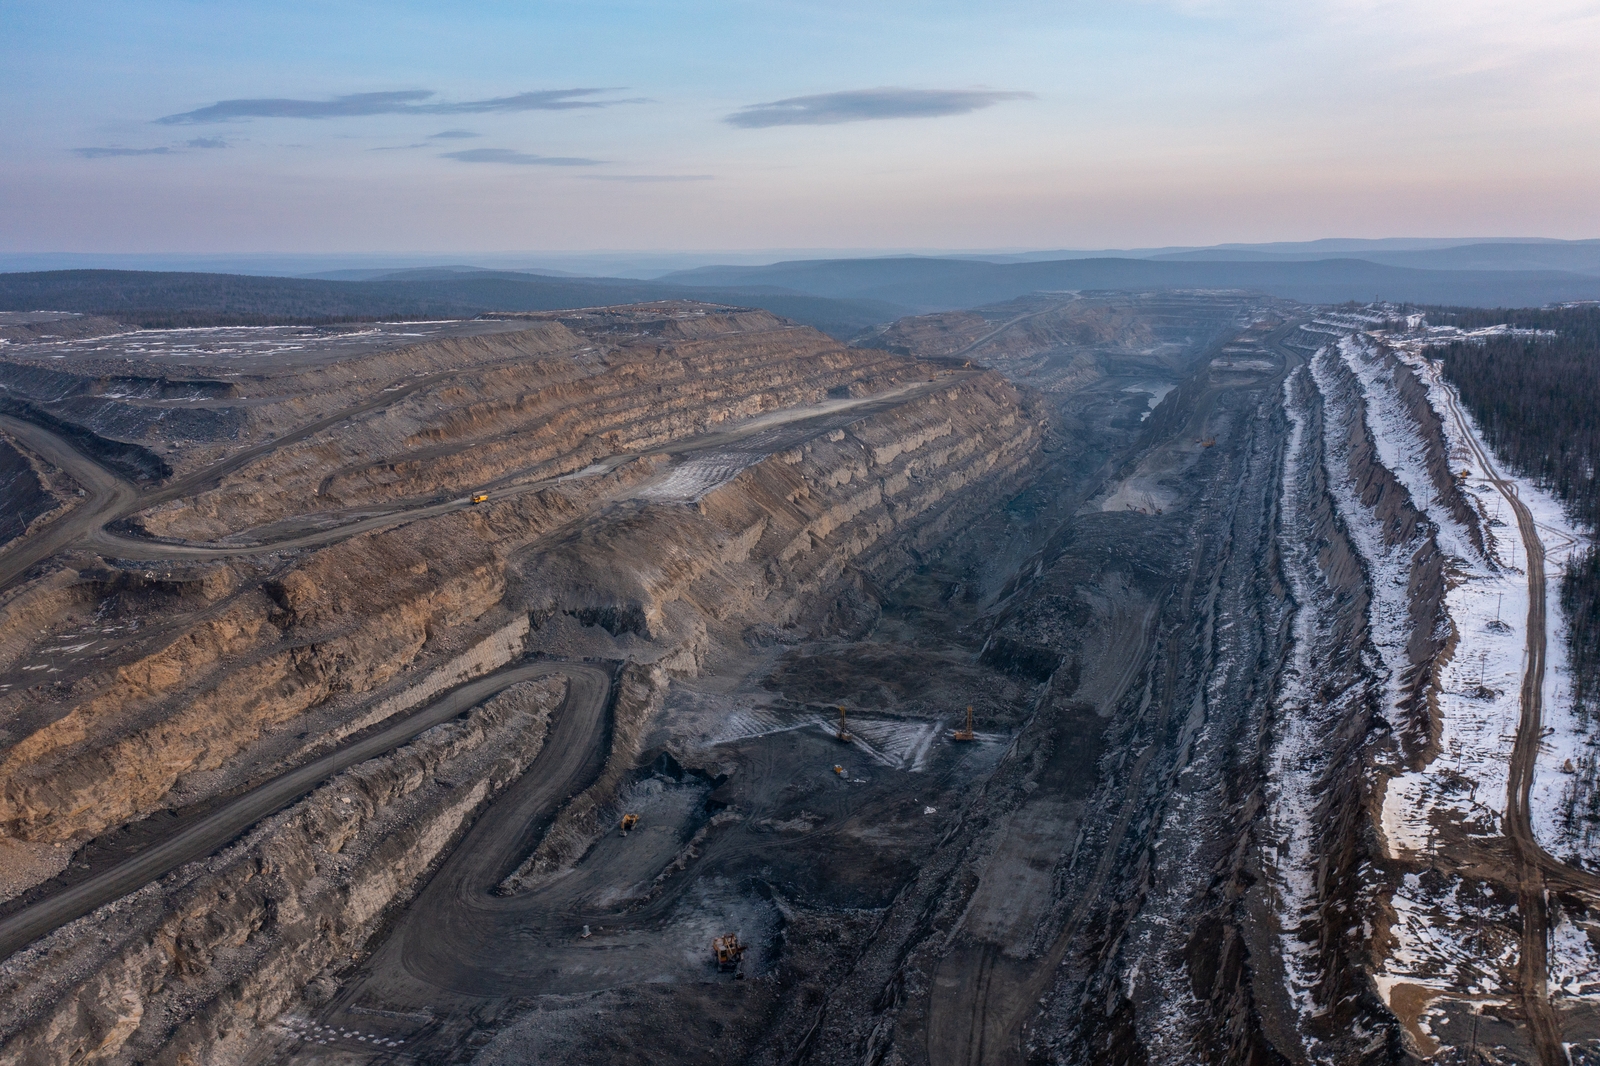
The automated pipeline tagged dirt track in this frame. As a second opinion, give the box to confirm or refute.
[0,378,960,577]
[0,661,614,960]
[0,414,136,588]
[1427,360,1574,1066]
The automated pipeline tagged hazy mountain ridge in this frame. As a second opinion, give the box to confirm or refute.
[658,254,1600,310]
[0,269,905,338]
[5,241,1599,345]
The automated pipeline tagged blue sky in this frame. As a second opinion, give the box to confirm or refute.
[3,0,1598,254]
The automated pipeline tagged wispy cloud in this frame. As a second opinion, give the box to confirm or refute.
[427,129,480,139]
[430,90,636,115]
[580,174,714,182]
[440,148,602,166]
[158,90,430,123]
[157,89,630,125]
[186,137,229,148]
[74,146,174,158]
[725,87,1035,128]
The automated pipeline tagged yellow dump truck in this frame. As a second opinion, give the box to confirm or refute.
[470,492,490,504]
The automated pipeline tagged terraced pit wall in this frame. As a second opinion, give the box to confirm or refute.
[1256,339,1457,1060]
[0,678,568,1066]
[0,310,1043,1063]
[0,431,65,549]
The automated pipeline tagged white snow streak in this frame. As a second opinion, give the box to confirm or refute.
[1307,340,1414,735]
[1264,364,1345,1051]
[1269,324,1600,1036]
[1274,319,1600,1034]
[1388,344,1592,868]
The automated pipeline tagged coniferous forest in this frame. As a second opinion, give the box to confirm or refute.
[1427,305,1600,713]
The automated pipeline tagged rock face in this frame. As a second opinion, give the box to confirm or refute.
[0,309,1008,843]
[23,294,1534,1065]
[0,303,1046,1064]
[515,373,1040,671]
[0,430,65,549]
[0,677,567,1065]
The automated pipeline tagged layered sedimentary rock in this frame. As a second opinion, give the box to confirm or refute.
[0,303,1044,1064]
[516,373,1040,670]
[0,677,567,1066]
[0,431,66,549]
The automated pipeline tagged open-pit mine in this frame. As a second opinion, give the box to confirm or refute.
[0,295,1595,1066]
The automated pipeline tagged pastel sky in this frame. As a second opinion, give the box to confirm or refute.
[4,0,1599,253]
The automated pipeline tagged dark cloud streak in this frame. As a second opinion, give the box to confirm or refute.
[725,87,1034,128]
[427,129,479,139]
[157,89,627,125]
[440,148,602,166]
[429,90,629,114]
[74,146,174,158]
[157,90,431,124]
[580,174,714,182]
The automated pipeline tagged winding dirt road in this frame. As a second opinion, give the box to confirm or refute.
[1424,359,1581,1066]
[0,368,963,965]
[0,414,137,588]
[0,661,614,962]
[0,377,959,582]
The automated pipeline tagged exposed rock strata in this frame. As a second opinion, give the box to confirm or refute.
[501,661,667,889]
[0,431,65,550]
[0,320,582,480]
[0,677,566,1066]
[132,311,921,539]
[517,373,1039,670]
[0,304,1047,1065]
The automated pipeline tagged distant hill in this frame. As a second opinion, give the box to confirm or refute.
[1147,241,1600,274]
[0,269,905,338]
[8,251,1600,341]
[658,256,1600,311]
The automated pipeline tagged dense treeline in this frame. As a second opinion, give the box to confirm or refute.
[1426,304,1600,711]
[0,269,900,338]
[1428,304,1600,347]
[0,269,645,319]
[1436,325,1600,529]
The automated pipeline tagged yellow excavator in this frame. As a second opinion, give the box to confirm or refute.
[950,705,976,742]
[712,934,747,973]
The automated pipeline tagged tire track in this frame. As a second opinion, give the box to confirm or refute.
[1,377,966,581]
[1422,360,1582,1066]
[0,661,613,962]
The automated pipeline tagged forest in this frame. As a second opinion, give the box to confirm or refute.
[1426,304,1600,714]
[0,269,895,338]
